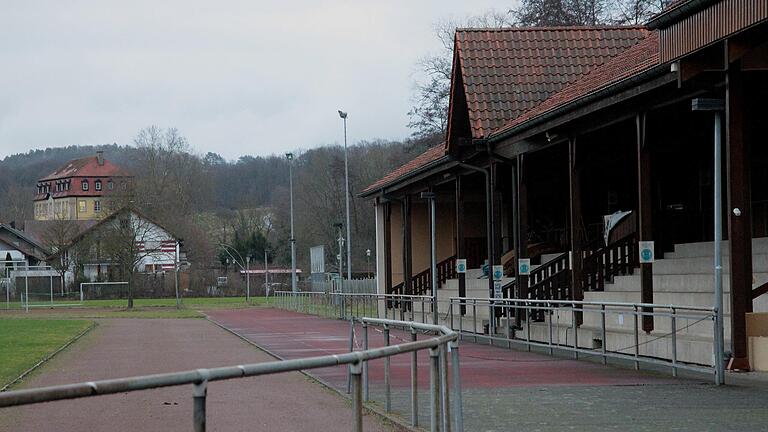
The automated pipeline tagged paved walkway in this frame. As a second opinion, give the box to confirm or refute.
[0,318,394,432]
[207,308,768,431]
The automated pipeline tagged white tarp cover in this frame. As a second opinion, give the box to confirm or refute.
[603,210,632,246]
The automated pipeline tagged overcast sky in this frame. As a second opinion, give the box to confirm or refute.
[0,0,512,160]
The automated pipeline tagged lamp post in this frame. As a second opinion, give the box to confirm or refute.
[366,249,371,278]
[220,243,249,303]
[338,110,352,281]
[286,152,298,293]
[246,256,251,303]
[264,250,270,297]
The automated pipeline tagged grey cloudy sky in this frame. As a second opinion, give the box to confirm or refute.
[0,0,511,160]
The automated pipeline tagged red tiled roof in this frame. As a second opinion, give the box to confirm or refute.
[455,26,650,139]
[491,32,661,138]
[361,144,447,194]
[40,155,130,182]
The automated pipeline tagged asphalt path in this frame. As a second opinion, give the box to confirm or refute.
[0,318,394,432]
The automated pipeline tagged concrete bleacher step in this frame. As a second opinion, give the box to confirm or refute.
[653,253,768,275]
[607,272,768,292]
[664,237,768,259]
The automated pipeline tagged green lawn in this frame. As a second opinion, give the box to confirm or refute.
[0,319,93,389]
[3,296,268,311]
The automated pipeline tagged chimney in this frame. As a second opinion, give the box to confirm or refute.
[96,150,104,166]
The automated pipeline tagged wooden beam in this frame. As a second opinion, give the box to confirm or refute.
[456,176,466,315]
[568,138,583,305]
[726,58,753,371]
[488,162,497,304]
[637,112,655,333]
[569,138,585,327]
[517,155,530,306]
[402,195,413,299]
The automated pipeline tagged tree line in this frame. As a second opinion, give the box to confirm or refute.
[0,127,437,284]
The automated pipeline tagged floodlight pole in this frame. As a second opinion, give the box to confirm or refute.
[287,152,298,293]
[339,110,352,281]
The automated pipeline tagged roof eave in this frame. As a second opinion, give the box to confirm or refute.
[359,156,453,199]
[647,0,720,30]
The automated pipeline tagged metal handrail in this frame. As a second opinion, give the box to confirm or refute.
[0,317,460,432]
[449,296,716,313]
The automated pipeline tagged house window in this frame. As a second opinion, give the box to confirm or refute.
[82,180,89,191]
[78,200,86,213]
[94,200,101,212]
[108,181,114,190]
[95,180,102,191]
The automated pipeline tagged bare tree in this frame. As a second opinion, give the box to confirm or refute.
[97,210,165,308]
[41,217,81,290]
[408,10,514,140]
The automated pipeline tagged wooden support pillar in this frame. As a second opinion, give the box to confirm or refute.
[517,156,529,302]
[726,59,753,370]
[487,163,497,302]
[568,138,585,327]
[568,139,583,305]
[402,195,413,298]
[384,201,392,296]
[456,177,466,315]
[637,112,654,333]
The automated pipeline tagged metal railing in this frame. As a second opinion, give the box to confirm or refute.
[271,291,721,384]
[0,316,461,432]
[447,297,719,381]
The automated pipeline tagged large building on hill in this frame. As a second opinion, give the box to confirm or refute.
[33,151,132,221]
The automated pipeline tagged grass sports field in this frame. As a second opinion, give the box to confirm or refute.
[0,319,93,389]
[3,296,269,311]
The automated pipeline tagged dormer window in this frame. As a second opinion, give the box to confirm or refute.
[95,180,102,191]
[82,180,89,191]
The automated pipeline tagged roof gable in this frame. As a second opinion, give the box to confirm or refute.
[491,32,661,139]
[449,26,649,148]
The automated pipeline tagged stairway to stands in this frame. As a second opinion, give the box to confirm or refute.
[583,237,768,338]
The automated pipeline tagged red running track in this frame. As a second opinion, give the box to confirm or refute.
[206,308,685,392]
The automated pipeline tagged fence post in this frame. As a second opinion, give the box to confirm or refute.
[429,347,440,432]
[440,343,451,432]
[350,361,364,432]
[601,304,607,365]
[384,325,391,413]
[572,304,579,359]
[411,327,419,427]
[362,323,369,402]
[347,318,354,393]
[633,305,640,370]
[671,307,678,377]
[450,341,464,432]
[193,370,209,432]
